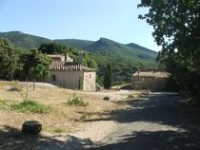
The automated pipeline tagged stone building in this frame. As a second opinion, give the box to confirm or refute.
[131,71,170,91]
[45,54,96,91]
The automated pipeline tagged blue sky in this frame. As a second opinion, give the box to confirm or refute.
[0,0,160,51]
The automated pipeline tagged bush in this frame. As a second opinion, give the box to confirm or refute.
[54,128,64,133]
[9,80,22,92]
[66,95,88,107]
[127,95,135,99]
[103,96,110,101]
[79,114,88,121]
[0,99,9,109]
[0,99,6,105]
[11,100,50,114]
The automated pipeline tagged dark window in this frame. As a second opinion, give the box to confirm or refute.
[52,75,56,81]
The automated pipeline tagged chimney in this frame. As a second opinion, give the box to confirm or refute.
[64,53,68,62]
[78,52,84,65]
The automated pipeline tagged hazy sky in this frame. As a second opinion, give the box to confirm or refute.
[0,0,160,51]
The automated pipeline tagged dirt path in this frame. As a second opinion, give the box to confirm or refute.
[88,92,200,150]
[1,92,200,150]
[39,92,200,150]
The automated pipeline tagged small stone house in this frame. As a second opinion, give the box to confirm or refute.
[131,71,170,91]
[45,54,96,91]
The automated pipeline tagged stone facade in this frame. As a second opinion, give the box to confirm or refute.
[131,71,169,91]
[44,54,96,91]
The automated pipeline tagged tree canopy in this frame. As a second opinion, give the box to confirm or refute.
[104,64,113,89]
[0,38,20,78]
[29,49,52,79]
[38,42,67,54]
[18,49,52,80]
[138,0,200,100]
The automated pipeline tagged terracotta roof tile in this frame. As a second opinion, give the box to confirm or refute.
[132,71,170,78]
[49,61,96,71]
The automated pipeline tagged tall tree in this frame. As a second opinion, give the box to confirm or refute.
[138,0,200,100]
[38,42,67,54]
[0,38,20,79]
[30,49,52,79]
[18,49,52,81]
[104,64,112,89]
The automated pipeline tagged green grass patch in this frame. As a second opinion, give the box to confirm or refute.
[127,94,136,99]
[65,95,88,107]
[54,128,64,133]
[0,99,10,109]
[79,114,88,122]
[11,100,50,114]
[0,99,6,105]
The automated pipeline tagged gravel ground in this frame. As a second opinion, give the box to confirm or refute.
[34,92,200,150]
[89,92,200,150]
[2,89,200,150]
[20,82,57,88]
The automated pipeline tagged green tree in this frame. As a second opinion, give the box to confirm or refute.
[0,38,20,79]
[30,49,52,90]
[138,0,200,101]
[104,64,112,89]
[30,49,52,79]
[38,42,67,54]
[83,52,98,69]
[18,50,51,82]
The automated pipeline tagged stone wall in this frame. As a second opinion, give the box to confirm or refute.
[83,72,96,91]
[131,76,168,91]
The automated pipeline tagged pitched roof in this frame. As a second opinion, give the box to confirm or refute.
[132,71,170,78]
[48,54,73,62]
[49,61,96,71]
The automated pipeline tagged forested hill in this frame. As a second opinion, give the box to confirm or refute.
[0,31,50,49]
[0,31,157,60]
[54,39,93,49]
[0,31,159,84]
[83,38,157,60]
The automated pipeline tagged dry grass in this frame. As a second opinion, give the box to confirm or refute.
[0,81,145,149]
[0,81,143,135]
[0,81,144,133]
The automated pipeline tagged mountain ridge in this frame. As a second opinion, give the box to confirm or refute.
[0,31,159,83]
[0,31,157,61]
[0,31,155,49]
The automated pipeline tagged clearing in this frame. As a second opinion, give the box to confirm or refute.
[0,81,143,150]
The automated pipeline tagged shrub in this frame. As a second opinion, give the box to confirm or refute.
[54,128,64,133]
[9,81,29,100]
[103,96,110,101]
[127,95,135,99]
[11,100,50,114]
[0,99,9,109]
[66,95,88,107]
[79,114,88,121]
[9,80,22,92]
[0,99,6,105]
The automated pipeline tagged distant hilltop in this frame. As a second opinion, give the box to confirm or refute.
[0,30,159,84]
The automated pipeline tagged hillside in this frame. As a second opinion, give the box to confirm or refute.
[84,38,157,60]
[0,31,157,60]
[54,39,93,49]
[0,31,158,84]
[0,31,51,49]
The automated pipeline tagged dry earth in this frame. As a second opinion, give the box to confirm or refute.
[0,81,144,150]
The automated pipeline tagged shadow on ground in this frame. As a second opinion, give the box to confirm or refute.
[92,130,200,150]
[0,125,94,150]
[85,93,200,150]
